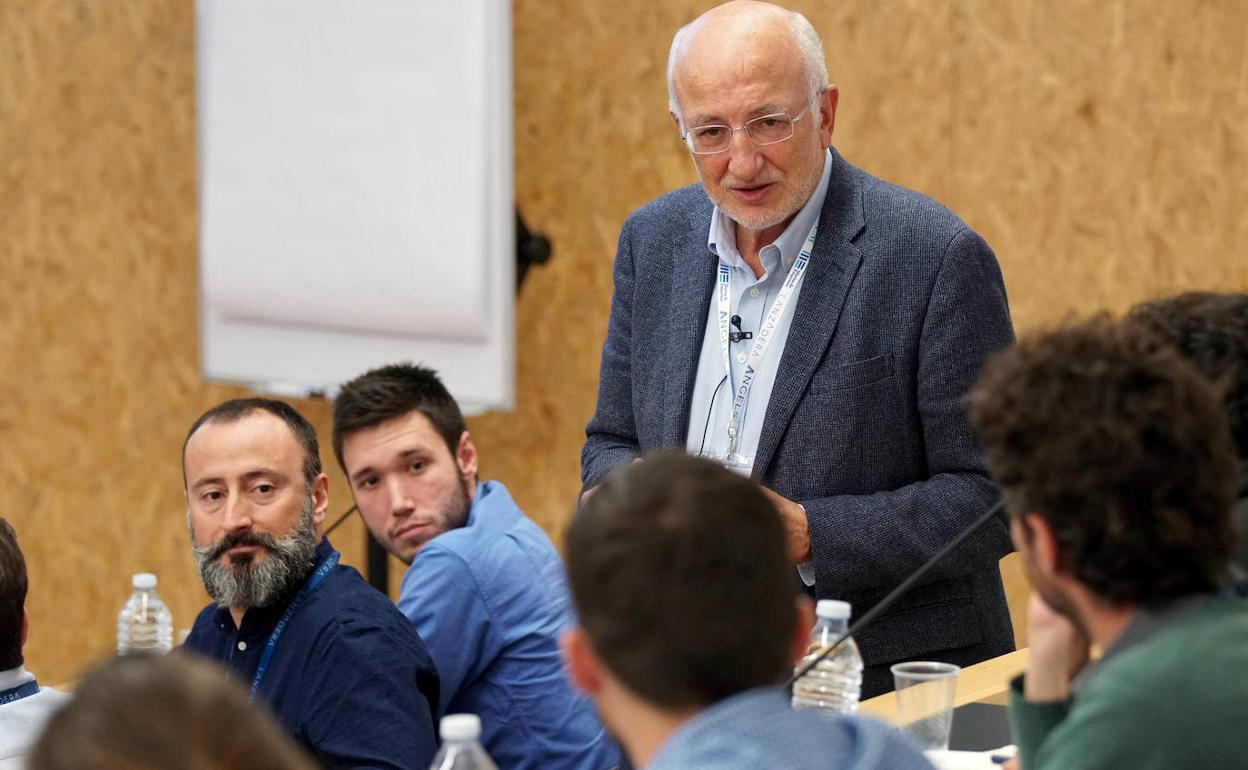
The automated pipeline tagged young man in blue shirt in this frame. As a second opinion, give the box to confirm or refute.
[562,454,932,770]
[333,364,615,770]
[181,398,440,769]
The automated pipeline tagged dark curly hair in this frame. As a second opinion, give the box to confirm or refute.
[969,317,1238,607]
[1126,292,1248,458]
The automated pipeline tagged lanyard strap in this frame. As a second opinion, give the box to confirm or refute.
[0,679,39,705]
[716,220,819,455]
[250,550,340,697]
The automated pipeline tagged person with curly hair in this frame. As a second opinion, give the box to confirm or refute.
[1126,291,1248,578]
[969,317,1248,770]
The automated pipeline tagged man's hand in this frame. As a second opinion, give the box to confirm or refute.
[760,486,811,564]
[1023,593,1090,702]
[579,458,643,504]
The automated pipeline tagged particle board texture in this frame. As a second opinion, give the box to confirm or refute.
[2,0,1245,684]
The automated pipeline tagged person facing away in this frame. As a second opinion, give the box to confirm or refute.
[332,363,617,770]
[0,518,70,770]
[1125,291,1248,580]
[581,0,1016,698]
[968,317,1248,769]
[179,398,440,769]
[28,654,317,770]
[562,453,934,770]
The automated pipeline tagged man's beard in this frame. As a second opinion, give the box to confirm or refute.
[395,471,472,566]
[192,495,319,610]
[702,144,826,234]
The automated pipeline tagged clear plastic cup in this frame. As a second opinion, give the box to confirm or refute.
[891,661,960,751]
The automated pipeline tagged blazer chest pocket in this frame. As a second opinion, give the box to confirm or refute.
[808,353,895,392]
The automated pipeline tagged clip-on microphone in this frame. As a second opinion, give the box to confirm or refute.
[730,314,753,343]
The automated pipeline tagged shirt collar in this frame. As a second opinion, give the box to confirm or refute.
[650,687,785,766]
[707,150,834,276]
[463,479,520,530]
[0,666,34,692]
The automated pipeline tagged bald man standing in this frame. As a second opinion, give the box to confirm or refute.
[582,1,1016,697]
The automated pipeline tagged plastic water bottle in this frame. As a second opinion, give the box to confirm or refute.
[429,714,497,770]
[116,573,173,654]
[791,599,863,715]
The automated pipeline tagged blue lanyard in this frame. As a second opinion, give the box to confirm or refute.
[250,550,339,697]
[0,679,39,704]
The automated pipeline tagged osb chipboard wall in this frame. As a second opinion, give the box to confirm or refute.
[2,0,1245,683]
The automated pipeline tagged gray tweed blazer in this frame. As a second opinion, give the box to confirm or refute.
[582,148,1017,696]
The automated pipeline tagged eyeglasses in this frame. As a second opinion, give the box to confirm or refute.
[681,102,816,155]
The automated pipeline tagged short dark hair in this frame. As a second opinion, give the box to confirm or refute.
[0,517,27,670]
[566,453,797,710]
[1126,292,1248,458]
[969,317,1238,607]
[332,363,466,469]
[29,654,317,770]
[182,398,322,488]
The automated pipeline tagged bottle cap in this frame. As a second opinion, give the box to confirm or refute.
[439,714,482,742]
[816,599,851,620]
[132,573,157,590]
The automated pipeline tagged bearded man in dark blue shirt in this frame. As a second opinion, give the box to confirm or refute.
[181,398,440,770]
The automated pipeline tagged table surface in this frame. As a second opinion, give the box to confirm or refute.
[858,648,1030,725]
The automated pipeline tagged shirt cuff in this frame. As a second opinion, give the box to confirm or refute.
[795,503,815,586]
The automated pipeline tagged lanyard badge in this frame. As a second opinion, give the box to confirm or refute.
[714,220,819,470]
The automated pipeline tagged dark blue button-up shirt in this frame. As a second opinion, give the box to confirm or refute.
[183,538,440,769]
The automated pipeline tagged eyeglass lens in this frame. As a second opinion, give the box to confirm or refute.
[688,113,795,153]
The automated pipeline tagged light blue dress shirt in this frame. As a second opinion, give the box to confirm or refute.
[646,687,934,770]
[685,153,833,585]
[396,481,616,770]
[685,152,834,465]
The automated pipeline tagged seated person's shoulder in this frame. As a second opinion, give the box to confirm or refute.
[305,569,432,658]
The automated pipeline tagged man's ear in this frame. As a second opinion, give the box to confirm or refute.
[789,596,816,666]
[456,431,479,482]
[560,626,603,696]
[310,472,330,528]
[1023,513,1062,576]
[817,84,839,147]
[20,609,28,649]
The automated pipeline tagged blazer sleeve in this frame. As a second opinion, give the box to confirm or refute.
[804,227,1015,594]
[581,215,643,488]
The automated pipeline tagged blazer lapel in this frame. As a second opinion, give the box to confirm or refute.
[661,226,717,446]
[754,150,865,478]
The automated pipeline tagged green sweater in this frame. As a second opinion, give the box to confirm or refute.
[1009,594,1248,769]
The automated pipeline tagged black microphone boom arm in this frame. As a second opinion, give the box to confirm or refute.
[784,498,1007,690]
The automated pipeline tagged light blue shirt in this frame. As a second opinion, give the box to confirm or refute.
[685,152,834,466]
[397,481,616,770]
[646,688,934,770]
[685,153,833,585]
